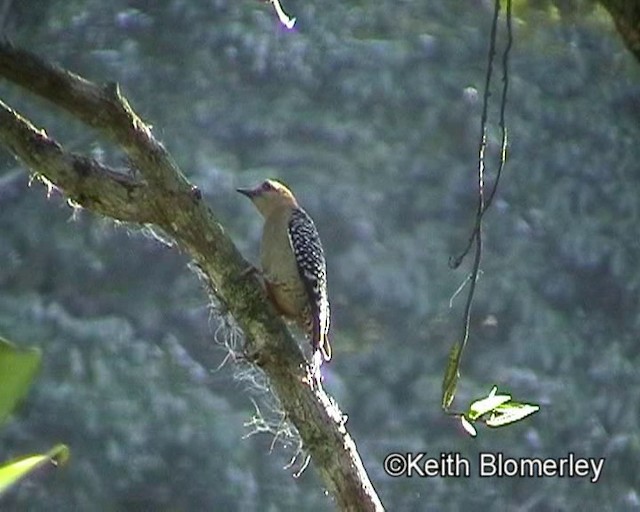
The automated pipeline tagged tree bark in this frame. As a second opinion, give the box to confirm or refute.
[0,42,384,512]
[599,0,640,64]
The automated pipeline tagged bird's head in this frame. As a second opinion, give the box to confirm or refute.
[237,179,298,217]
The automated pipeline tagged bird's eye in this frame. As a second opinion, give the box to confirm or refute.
[262,181,275,192]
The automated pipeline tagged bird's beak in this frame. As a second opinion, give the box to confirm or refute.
[236,187,256,198]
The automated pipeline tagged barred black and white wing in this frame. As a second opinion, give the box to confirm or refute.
[288,207,331,361]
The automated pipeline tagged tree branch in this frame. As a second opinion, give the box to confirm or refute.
[0,41,383,511]
[0,102,154,222]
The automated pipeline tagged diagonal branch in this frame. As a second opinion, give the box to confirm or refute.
[0,102,154,222]
[0,42,182,184]
[0,42,383,511]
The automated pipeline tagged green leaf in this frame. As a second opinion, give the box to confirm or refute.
[486,401,540,427]
[460,415,477,437]
[0,444,69,497]
[459,387,540,437]
[0,337,42,424]
[467,386,512,420]
[441,341,462,410]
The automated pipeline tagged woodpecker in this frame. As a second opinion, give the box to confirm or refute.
[238,179,331,362]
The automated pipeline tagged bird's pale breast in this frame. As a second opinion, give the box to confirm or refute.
[261,210,307,318]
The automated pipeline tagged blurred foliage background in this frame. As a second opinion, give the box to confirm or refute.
[1,0,639,510]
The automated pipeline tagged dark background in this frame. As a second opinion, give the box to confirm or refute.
[1,1,639,510]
